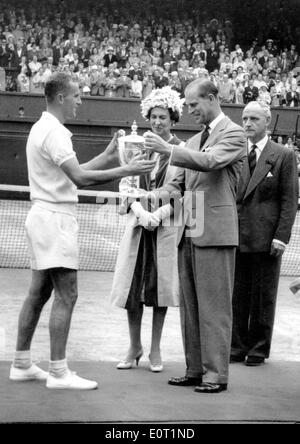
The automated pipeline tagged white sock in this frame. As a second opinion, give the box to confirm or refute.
[49,359,69,378]
[13,350,32,369]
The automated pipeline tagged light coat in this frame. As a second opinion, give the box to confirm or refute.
[110,160,180,308]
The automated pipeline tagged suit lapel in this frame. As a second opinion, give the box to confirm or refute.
[188,116,230,153]
[200,117,229,152]
[243,140,278,200]
[237,158,251,201]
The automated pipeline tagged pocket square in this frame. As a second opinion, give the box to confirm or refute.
[267,172,273,177]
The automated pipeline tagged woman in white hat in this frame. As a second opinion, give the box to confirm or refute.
[110,87,185,372]
[258,84,272,105]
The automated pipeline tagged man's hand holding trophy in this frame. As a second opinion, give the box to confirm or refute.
[117,120,151,197]
[117,121,159,229]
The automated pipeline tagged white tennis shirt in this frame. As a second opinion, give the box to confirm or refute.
[26,111,78,211]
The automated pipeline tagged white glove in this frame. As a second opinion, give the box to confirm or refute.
[119,177,147,195]
[152,204,174,222]
[131,201,160,230]
[118,196,129,216]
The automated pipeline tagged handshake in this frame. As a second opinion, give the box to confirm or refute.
[130,201,173,231]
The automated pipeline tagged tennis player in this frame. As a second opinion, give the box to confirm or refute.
[9,72,155,390]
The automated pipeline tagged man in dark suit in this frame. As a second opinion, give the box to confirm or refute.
[286,86,300,107]
[277,52,292,74]
[116,42,129,68]
[145,80,246,393]
[10,39,27,69]
[52,42,66,66]
[103,47,118,68]
[76,42,91,68]
[243,79,259,104]
[231,101,298,366]
[0,37,11,68]
[258,49,270,70]
[128,62,144,81]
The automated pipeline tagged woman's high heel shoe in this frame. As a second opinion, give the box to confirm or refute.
[116,349,143,370]
[149,354,164,373]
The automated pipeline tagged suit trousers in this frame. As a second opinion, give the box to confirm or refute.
[178,236,236,384]
[231,251,282,359]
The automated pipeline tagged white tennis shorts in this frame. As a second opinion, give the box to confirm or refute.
[25,203,79,270]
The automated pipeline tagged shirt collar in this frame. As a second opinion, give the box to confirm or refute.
[42,111,72,137]
[208,112,225,132]
[247,134,269,153]
[42,111,61,124]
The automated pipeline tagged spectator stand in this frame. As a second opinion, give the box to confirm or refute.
[0,0,299,106]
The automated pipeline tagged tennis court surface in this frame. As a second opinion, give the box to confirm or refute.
[1,270,300,423]
[1,186,300,423]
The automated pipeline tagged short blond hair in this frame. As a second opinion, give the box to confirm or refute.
[44,72,73,103]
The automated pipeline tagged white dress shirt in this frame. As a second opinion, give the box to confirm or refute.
[208,112,225,133]
[247,134,268,161]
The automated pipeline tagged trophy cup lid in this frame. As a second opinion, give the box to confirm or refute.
[119,120,145,144]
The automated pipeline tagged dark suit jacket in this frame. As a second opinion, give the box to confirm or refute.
[277,58,292,73]
[0,45,11,67]
[243,86,259,104]
[10,47,27,68]
[103,54,118,67]
[286,91,300,107]
[116,50,129,68]
[237,140,298,252]
[258,56,269,69]
[52,47,66,66]
[76,47,91,67]
[128,68,144,81]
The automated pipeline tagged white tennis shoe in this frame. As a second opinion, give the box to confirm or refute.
[9,363,48,381]
[46,370,98,390]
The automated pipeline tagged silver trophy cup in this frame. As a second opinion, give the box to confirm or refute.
[118,121,147,197]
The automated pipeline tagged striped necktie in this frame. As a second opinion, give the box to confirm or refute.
[199,125,210,149]
[248,144,257,175]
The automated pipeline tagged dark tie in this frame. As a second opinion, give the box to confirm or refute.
[200,125,210,149]
[248,144,257,175]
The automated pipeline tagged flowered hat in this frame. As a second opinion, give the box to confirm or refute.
[141,86,184,120]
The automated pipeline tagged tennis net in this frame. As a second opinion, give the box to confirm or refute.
[0,185,126,272]
[0,184,299,275]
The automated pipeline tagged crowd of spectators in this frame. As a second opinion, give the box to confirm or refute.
[0,0,300,108]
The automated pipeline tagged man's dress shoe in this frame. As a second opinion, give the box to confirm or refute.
[194,382,227,393]
[168,376,202,386]
[245,356,265,366]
